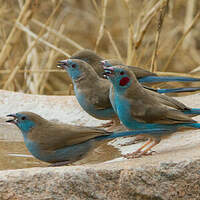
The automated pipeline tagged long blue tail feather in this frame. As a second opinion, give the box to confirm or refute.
[157,87,200,94]
[183,108,200,115]
[185,123,200,129]
[139,76,200,83]
[95,128,175,141]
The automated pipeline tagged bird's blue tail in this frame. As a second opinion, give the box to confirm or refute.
[95,128,175,141]
[185,123,200,129]
[156,87,200,94]
[183,108,200,115]
[139,76,200,83]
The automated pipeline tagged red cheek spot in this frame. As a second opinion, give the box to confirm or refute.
[119,77,130,86]
[72,64,76,68]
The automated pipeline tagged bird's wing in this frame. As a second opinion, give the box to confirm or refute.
[31,124,110,151]
[129,66,157,78]
[130,98,195,124]
[107,60,157,78]
[147,89,190,110]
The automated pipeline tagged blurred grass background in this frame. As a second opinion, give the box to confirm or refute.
[0,0,199,95]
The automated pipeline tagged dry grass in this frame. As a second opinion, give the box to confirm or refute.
[0,0,199,95]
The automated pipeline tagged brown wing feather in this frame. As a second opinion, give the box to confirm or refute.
[28,123,110,151]
[147,89,189,110]
[127,85,195,124]
[107,60,157,78]
[132,106,196,124]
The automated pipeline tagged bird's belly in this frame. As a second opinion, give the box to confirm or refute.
[24,138,45,161]
[25,138,94,163]
[75,89,115,120]
[43,141,93,163]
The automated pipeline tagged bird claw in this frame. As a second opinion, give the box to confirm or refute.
[120,140,138,146]
[123,150,156,159]
[144,150,156,156]
[123,151,141,159]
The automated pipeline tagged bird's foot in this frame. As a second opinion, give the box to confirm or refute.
[120,140,138,146]
[123,151,141,159]
[123,150,156,159]
[134,150,157,158]
[48,161,74,167]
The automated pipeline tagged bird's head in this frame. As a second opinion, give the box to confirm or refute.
[103,65,133,90]
[101,59,123,68]
[101,60,113,67]
[57,59,93,81]
[6,112,44,134]
[70,49,102,65]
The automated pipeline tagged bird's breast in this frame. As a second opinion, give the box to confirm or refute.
[74,86,115,120]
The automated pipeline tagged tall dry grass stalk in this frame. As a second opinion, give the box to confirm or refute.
[150,0,168,72]
[0,0,199,95]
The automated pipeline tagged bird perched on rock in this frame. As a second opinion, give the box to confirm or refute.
[6,112,172,165]
[101,59,200,115]
[104,65,200,157]
[57,58,119,128]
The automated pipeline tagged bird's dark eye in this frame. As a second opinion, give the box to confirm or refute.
[120,71,124,75]
[72,64,76,68]
[21,116,26,120]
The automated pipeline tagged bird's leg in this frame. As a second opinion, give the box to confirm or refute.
[48,161,74,167]
[123,138,153,159]
[135,140,160,158]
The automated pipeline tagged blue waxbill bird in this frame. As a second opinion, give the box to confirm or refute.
[104,65,200,157]
[57,59,118,128]
[6,112,173,164]
[70,49,200,94]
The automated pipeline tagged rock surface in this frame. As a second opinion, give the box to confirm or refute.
[0,158,200,199]
[0,90,200,199]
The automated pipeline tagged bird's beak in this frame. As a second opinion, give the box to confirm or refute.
[6,114,18,124]
[103,66,114,78]
[57,60,68,69]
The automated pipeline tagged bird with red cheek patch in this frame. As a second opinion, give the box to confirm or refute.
[104,65,200,158]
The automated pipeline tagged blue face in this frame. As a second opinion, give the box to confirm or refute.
[13,113,35,134]
[105,67,132,91]
[63,59,82,81]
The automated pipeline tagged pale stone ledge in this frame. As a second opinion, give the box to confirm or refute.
[0,90,200,199]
